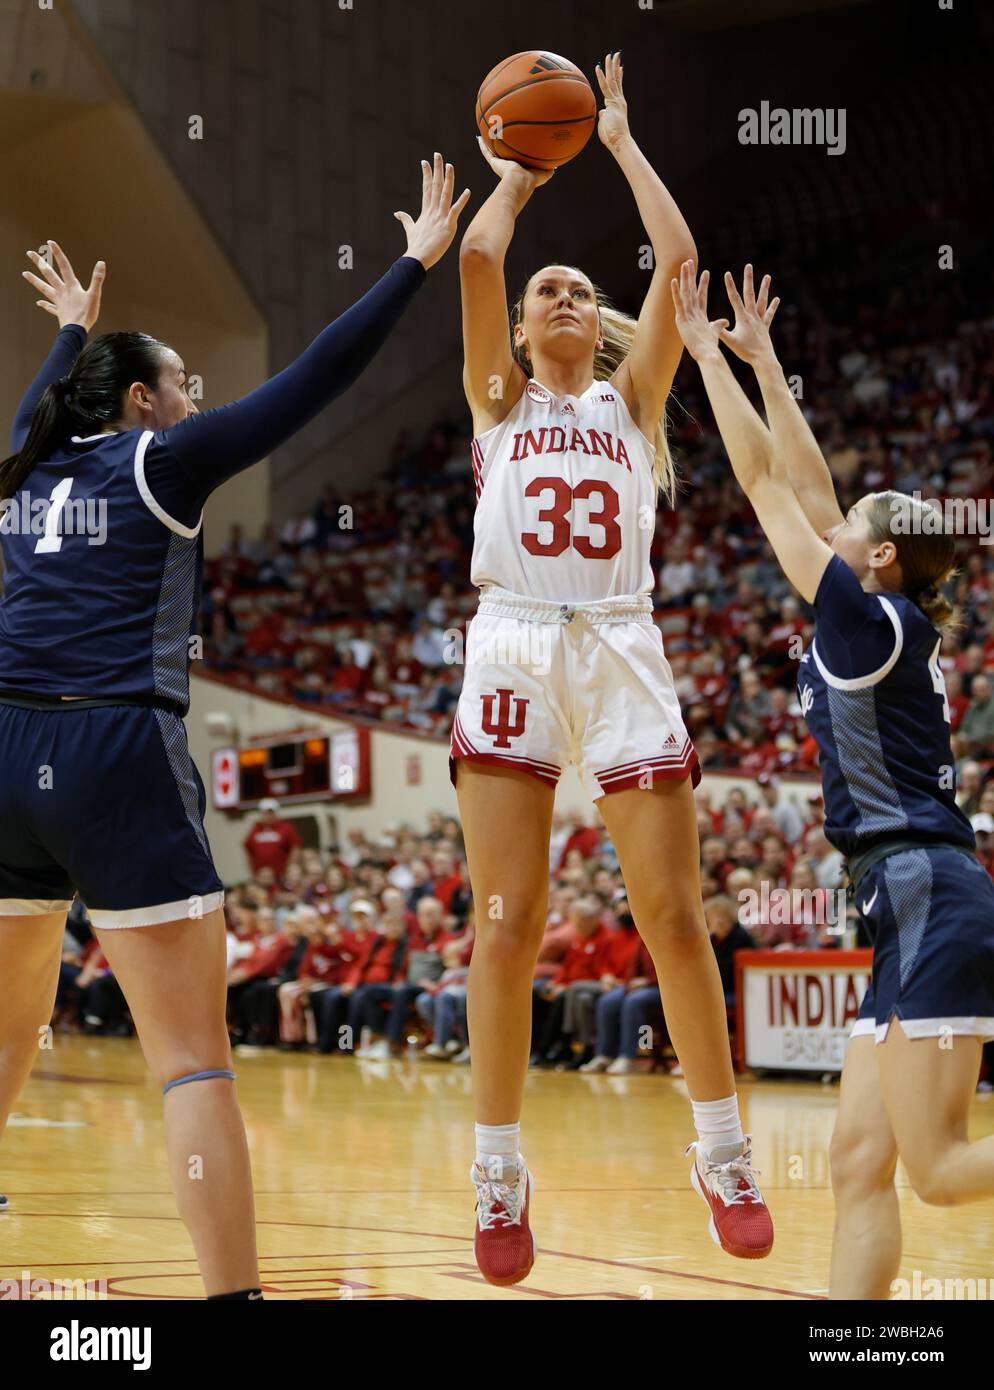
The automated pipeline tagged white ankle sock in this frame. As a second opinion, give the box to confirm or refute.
[691,1096,743,1160]
[475,1122,520,1167]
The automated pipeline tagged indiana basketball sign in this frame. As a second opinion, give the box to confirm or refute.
[736,951,873,1072]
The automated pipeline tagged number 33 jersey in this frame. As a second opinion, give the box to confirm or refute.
[469,377,656,602]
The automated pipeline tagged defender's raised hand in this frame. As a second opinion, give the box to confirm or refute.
[394,153,472,270]
[720,265,781,364]
[670,260,729,362]
[23,240,105,332]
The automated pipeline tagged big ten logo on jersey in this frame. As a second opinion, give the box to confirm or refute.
[480,688,528,747]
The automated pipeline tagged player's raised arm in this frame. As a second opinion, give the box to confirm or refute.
[459,140,551,432]
[720,265,845,534]
[596,52,697,436]
[670,260,833,604]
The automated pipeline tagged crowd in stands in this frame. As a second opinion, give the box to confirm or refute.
[51,779,994,1082]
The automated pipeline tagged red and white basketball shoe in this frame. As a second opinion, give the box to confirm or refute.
[471,1156,536,1286]
[687,1137,774,1259]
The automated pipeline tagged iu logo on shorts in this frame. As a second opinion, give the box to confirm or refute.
[480,687,529,748]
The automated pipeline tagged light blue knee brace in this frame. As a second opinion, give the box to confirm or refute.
[162,1068,235,1095]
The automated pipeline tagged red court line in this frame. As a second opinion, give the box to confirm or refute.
[31,1072,137,1085]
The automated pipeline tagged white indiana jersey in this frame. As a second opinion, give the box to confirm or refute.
[469,377,657,603]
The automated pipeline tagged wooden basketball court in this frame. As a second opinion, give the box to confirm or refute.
[4,1037,993,1300]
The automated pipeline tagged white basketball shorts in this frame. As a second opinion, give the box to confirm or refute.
[448,586,701,801]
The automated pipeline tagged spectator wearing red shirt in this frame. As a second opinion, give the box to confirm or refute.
[562,899,645,1069]
[277,912,351,1044]
[227,905,294,1043]
[359,895,454,1056]
[243,799,303,878]
[312,905,409,1054]
[427,849,463,913]
[556,816,602,872]
[531,899,612,1066]
[534,913,581,980]
[582,928,663,1074]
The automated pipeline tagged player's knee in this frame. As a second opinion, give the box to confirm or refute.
[474,896,547,955]
[906,1163,956,1208]
[830,1127,895,1199]
[634,893,707,949]
[151,1036,233,1091]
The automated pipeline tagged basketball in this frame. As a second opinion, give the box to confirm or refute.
[476,50,596,171]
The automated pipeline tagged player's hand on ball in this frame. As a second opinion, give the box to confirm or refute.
[719,265,781,364]
[595,51,629,150]
[670,260,729,362]
[23,240,106,332]
[394,153,472,271]
[475,135,554,188]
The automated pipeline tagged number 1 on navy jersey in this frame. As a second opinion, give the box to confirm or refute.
[34,477,74,555]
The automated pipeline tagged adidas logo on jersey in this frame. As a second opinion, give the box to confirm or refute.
[561,401,576,416]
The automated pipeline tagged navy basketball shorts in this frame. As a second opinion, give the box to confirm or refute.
[851,846,994,1043]
[0,702,224,928]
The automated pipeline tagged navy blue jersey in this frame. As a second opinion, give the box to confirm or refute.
[0,428,202,708]
[0,256,426,712]
[797,553,975,858]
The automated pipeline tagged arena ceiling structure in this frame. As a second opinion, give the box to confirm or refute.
[0,0,268,551]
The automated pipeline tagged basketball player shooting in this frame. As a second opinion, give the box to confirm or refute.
[452,52,774,1286]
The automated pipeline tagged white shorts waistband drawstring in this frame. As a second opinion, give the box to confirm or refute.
[476,585,654,625]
